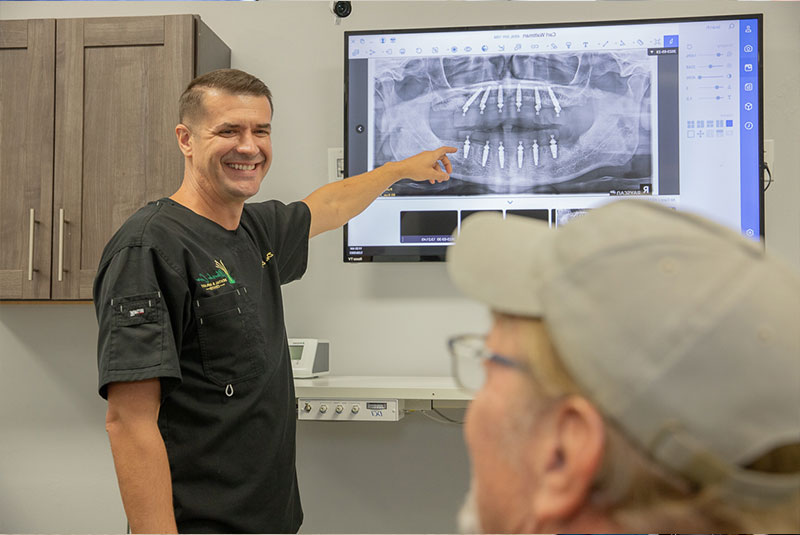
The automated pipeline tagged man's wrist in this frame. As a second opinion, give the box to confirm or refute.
[381,160,405,182]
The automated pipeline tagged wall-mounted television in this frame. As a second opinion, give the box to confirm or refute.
[344,14,763,262]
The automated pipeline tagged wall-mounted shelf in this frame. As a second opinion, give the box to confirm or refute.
[295,375,471,411]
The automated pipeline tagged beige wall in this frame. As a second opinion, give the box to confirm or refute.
[1,1,798,532]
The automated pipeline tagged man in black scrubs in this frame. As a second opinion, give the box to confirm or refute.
[94,69,455,533]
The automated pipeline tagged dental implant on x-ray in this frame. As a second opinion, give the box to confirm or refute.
[497,84,504,113]
[516,83,522,112]
[462,87,482,116]
[479,86,491,114]
[482,140,490,167]
[549,134,558,159]
[546,86,562,117]
[532,139,540,166]
[498,141,505,169]
[517,141,524,169]
[463,135,471,158]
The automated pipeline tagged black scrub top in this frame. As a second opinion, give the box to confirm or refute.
[94,197,310,533]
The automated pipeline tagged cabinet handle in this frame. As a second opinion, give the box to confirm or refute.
[28,209,39,281]
[58,208,70,282]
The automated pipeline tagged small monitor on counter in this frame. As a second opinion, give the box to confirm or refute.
[289,338,330,379]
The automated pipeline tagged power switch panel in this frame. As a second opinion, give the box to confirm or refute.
[298,399,404,421]
[327,147,344,183]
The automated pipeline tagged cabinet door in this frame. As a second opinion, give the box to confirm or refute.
[0,20,55,299]
[52,15,194,299]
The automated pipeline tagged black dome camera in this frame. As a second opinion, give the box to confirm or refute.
[330,1,352,19]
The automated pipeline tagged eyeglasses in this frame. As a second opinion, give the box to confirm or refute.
[448,334,531,392]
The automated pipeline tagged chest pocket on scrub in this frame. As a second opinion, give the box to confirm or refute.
[195,286,266,386]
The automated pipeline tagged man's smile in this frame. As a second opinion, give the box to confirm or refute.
[226,162,258,171]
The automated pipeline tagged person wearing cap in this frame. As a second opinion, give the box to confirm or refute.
[446,199,800,533]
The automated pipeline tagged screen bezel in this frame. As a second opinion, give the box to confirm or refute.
[343,13,765,262]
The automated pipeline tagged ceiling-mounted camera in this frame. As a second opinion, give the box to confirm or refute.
[330,1,352,20]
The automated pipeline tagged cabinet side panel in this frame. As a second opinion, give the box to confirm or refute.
[194,17,231,77]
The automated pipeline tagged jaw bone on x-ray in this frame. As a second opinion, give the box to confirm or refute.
[373,51,654,195]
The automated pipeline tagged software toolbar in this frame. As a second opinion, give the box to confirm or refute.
[349,24,681,58]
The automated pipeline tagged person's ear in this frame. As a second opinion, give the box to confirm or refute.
[176,123,193,157]
[528,396,605,527]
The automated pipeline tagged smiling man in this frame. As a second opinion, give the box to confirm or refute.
[93,69,455,534]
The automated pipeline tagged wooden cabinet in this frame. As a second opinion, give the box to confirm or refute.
[0,15,230,300]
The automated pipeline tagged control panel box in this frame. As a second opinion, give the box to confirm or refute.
[298,398,404,421]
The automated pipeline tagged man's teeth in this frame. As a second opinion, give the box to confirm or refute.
[227,163,256,171]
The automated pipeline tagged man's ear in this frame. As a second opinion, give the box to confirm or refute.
[176,123,193,157]
[528,396,605,527]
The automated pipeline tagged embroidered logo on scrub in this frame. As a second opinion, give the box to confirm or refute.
[261,251,274,267]
[195,259,236,291]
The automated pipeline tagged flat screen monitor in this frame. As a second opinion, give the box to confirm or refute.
[344,14,764,262]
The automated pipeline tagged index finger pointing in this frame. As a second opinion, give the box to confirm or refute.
[435,146,456,174]
[440,154,453,174]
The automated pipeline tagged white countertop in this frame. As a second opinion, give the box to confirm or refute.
[294,375,472,401]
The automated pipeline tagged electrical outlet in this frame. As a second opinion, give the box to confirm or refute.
[763,139,774,181]
[328,147,344,183]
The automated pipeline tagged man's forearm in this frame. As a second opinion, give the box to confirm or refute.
[107,420,178,534]
[303,161,402,238]
[303,147,455,238]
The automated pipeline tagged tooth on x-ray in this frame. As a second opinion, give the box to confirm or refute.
[482,140,490,167]
[462,87,483,116]
[532,139,539,166]
[497,84,504,112]
[463,135,471,159]
[479,86,491,114]
[515,83,522,112]
[547,86,562,117]
[550,135,558,159]
[534,87,542,115]
[517,141,524,168]
[498,141,505,169]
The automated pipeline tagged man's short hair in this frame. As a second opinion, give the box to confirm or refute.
[178,68,273,126]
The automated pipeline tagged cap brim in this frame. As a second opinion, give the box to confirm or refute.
[446,213,554,317]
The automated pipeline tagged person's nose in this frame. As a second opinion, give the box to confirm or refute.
[236,130,259,156]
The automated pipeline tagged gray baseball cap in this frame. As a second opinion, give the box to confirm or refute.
[447,199,800,503]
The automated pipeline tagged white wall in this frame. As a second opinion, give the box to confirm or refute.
[1,1,798,533]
